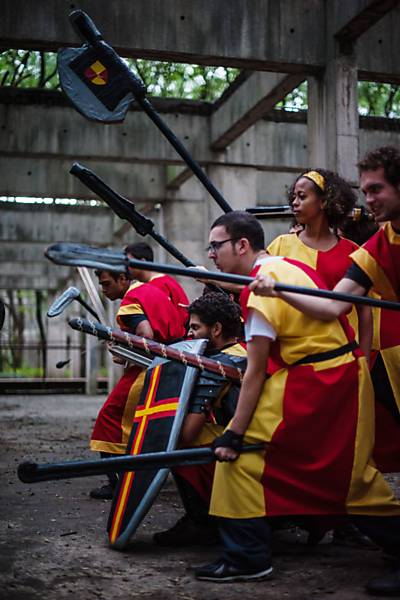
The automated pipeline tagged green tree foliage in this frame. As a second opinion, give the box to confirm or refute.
[1,49,399,116]
[358,81,400,118]
[0,50,59,88]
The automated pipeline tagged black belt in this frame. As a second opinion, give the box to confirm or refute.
[292,340,358,367]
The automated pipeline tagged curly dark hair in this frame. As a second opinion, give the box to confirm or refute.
[188,292,242,339]
[288,169,357,229]
[358,146,400,188]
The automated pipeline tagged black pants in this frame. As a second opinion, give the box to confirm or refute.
[173,472,216,526]
[100,452,118,488]
[219,515,400,569]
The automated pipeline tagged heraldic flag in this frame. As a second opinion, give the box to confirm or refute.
[58,44,146,123]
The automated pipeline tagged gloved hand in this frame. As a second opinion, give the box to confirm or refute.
[212,429,243,461]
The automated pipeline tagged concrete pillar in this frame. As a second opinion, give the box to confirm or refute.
[308,52,359,186]
[205,164,258,225]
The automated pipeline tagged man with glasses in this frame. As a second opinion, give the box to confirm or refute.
[193,211,400,595]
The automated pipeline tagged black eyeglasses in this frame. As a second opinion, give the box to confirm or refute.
[205,238,239,253]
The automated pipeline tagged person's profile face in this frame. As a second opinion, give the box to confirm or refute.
[207,225,240,273]
[290,178,325,225]
[187,313,212,340]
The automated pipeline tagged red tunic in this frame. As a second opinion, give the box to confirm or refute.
[147,274,189,329]
[350,223,400,472]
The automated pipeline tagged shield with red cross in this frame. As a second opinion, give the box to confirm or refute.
[107,338,207,549]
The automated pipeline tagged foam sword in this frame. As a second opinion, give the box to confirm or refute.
[45,242,400,312]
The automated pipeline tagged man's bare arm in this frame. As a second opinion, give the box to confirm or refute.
[249,275,367,321]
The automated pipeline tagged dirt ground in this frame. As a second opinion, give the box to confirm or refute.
[0,392,399,600]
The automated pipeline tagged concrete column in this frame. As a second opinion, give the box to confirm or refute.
[205,164,259,225]
[308,52,359,185]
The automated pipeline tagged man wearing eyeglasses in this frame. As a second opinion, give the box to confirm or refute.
[193,211,400,594]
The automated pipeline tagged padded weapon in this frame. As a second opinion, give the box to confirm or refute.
[70,163,195,267]
[247,205,374,220]
[18,443,265,484]
[58,10,232,214]
[45,242,400,312]
[68,317,244,382]
[47,286,99,320]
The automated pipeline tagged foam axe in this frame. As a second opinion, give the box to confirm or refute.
[58,10,232,214]
[45,242,400,312]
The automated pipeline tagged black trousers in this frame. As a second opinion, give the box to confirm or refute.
[219,515,400,569]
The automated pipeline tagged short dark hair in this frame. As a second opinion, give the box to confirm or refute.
[211,211,265,251]
[188,293,242,339]
[125,242,154,262]
[358,146,400,188]
[288,168,357,229]
[94,269,127,282]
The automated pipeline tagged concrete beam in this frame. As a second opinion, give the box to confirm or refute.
[0,274,69,291]
[2,0,399,82]
[334,0,400,52]
[0,261,70,279]
[211,72,305,151]
[0,242,48,263]
[0,0,325,73]
[357,5,400,83]
[0,103,210,166]
[0,100,310,171]
[166,166,193,190]
[0,203,114,244]
[0,157,166,201]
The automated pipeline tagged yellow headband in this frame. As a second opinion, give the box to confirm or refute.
[302,170,325,192]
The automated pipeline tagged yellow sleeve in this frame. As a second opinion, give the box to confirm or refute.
[266,235,284,256]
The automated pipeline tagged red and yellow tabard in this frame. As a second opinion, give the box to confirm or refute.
[117,280,186,342]
[351,223,400,416]
[267,233,359,335]
[210,258,400,519]
[147,274,189,330]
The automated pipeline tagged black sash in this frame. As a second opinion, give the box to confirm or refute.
[292,340,358,367]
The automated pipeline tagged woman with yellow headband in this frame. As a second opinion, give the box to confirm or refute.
[266,169,400,535]
[267,168,372,356]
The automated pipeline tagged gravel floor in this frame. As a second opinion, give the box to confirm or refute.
[0,392,399,600]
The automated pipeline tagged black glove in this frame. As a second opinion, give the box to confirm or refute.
[212,429,243,454]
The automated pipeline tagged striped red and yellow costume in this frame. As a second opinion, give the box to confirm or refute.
[147,273,189,329]
[268,231,400,472]
[90,281,186,454]
[209,258,400,519]
[350,222,400,471]
[267,233,359,333]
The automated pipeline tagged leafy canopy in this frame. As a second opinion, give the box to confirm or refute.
[1,49,399,116]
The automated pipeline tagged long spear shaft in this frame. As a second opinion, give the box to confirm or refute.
[18,444,265,484]
[68,318,244,382]
[45,243,400,312]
